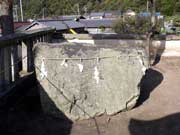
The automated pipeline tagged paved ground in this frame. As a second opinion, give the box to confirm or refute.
[1,57,180,135]
[71,57,180,135]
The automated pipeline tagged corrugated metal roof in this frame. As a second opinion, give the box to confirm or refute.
[79,19,116,28]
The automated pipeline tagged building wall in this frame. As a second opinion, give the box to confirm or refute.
[86,28,115,34]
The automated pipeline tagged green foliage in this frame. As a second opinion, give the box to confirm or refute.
[166,16,180,27]
[112,16,151,34]
[158,0,176,16]
[99,25,106,32]
[173,17,180,27]
[175,1,180,14]
[13,0,180,19]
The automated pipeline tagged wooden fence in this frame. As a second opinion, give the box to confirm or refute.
[0,27,55,91]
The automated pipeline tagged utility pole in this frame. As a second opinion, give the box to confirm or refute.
[147,0,156,66]
[151,0,156,28]
[147,0,149,12]
[77,3,80,15]
[148,0,156,28]
[42,8,45,19]
[13,4,18,21]
[84,6,87,16]
[20,0,24,21]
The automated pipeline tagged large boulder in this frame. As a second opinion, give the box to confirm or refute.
[34,42,149,121]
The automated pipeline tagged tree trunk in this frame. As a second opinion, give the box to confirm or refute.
[0,0,14,88]
[0,0,14,35]
[0,0,14,132]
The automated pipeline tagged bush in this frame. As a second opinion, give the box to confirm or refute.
[166,16,180,27]
[112,16,153,34]
[173,17,180,27]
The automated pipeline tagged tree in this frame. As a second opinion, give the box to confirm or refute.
[174,1,180,14]
[0,0,14,91]
[159,0,176,16]
[13,0,179,19]
[0,0,14,35]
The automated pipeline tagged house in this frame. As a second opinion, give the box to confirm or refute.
[89,12,105,19]
[16,20,86,34]
[139,12,164,20]
[104,11,122,18]
[125,10,136,16]
[14,21,31,30]
[0,22,30,37]
[59,15,86,21]
[139,12,163,17]
[79,19,116,34]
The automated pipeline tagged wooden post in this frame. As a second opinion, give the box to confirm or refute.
[3,47,12,85]
[22,41,28,72]
[11,43,19,81]
[27,39,34,72]
[42,35,45,42]
[47,33,52,43]
[45,34,48,42]
[0,49,4,90]
[22,39,34,73]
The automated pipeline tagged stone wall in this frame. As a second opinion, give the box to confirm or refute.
[34,42,149,121]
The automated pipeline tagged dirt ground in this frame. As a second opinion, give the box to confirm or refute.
[2,57,180,135]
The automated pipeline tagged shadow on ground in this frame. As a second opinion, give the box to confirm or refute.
[129,113,180,135]
[136,68,163,107]
[0,75,73,135]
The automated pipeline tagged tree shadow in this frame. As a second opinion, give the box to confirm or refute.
[0,74,73,135]
[135,68,163,107]
[129,113,180,135]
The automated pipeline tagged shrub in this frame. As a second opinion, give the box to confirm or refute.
[173,17,180,27]
[99,25,106,32]
[113,16,155,34]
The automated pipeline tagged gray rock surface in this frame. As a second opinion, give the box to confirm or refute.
[34,42,149,121]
